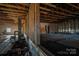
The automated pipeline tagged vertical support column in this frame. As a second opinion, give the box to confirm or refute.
[29,3,40,45]
[77,19,79,32]
[75,18,78,32]
[22,19,24,32]
[26,14,29,33]
[23,16,27,32]
[18,16,22,40]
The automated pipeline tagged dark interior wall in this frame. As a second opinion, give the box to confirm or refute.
[49,23,58,32]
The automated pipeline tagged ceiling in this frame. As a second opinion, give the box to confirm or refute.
[40,3,79,23]
[0,3,79,24]
[0,3,29,24]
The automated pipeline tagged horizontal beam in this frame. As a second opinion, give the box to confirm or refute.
[0,21,17,24]
[40,13,65,19]
[0,4,28,11]
[40,6,69,16]
[0,18,14,21]
[40,20,58,23]
[40,19,63,23]
[40,11,64,16]
[44,3,73,14]
[67,4,79,10]
[0,19,14,22]
[0,11,27,17]
[18,3,30,8]
[40,18,58,21]
[40,16,58,20]
[0,6,27,14]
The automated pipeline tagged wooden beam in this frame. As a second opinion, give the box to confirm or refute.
[40,6,69,16]
[0,18,14,21]
[0,10,27,15]
[41,15,56,18]
[0,20,14,23]
[0,4,28,11]
[40,20,58,23]
[0,21,16,24]
[29,3,40,45]
[41,14,69,20]
[40,15,58,20]
[6,14,26,18]
[40,19,62,23]
[41,14,65,19]
[0,7,27,14]
[44,3,73,14]
[40,11,64,16]
[0,11,27,16]
[67,4,79,10]
[19,3,30,8]
[40,19,57,22]
[40,17,58,21]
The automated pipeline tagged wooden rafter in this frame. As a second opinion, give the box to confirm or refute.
[44,3,73,14]
[0,7,27,14]
[67,4,79,10]
[0,21,15,24]
[0,4,28,11]
[40,17,57,21]
[40,11,64,16]
[19,3,30,8]
[40,13,65,19]
[40,19,58,23]
[0,10,27,16]
[40,3,79,23]
[41,16,57,19]
[40,7,69,16]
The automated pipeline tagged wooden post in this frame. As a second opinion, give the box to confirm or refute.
[28,3,40,45]
[18,16,22,40]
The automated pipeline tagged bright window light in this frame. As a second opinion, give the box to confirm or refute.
[6,28,11,32]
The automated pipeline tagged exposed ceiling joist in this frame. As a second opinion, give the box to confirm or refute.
[2,12,24,17]
[0,7,27,14]
[40,11,64,16]
[40,17,58,21]
[40,20,58,23]
[0,18,14,22]
[44,3,73,14]
[41,13,65,19]
[40,19,62,23]
[41,16,58,20]
[0,21,16,24]
[67,4,79,10]
[0,4,28,11]
[40,7,69,16]
[0,10,27,16]
[19,3,30,8]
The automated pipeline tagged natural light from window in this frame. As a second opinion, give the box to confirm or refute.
[6,28,11,32]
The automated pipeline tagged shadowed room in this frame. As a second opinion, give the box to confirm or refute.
[0,3,79,56]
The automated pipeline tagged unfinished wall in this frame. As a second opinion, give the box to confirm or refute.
[48,19,79,33]
[49,23,58,32]
[40,23,58,33]
[40,23,48,33]
[0,23,18,35]
[57,19,79,33]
